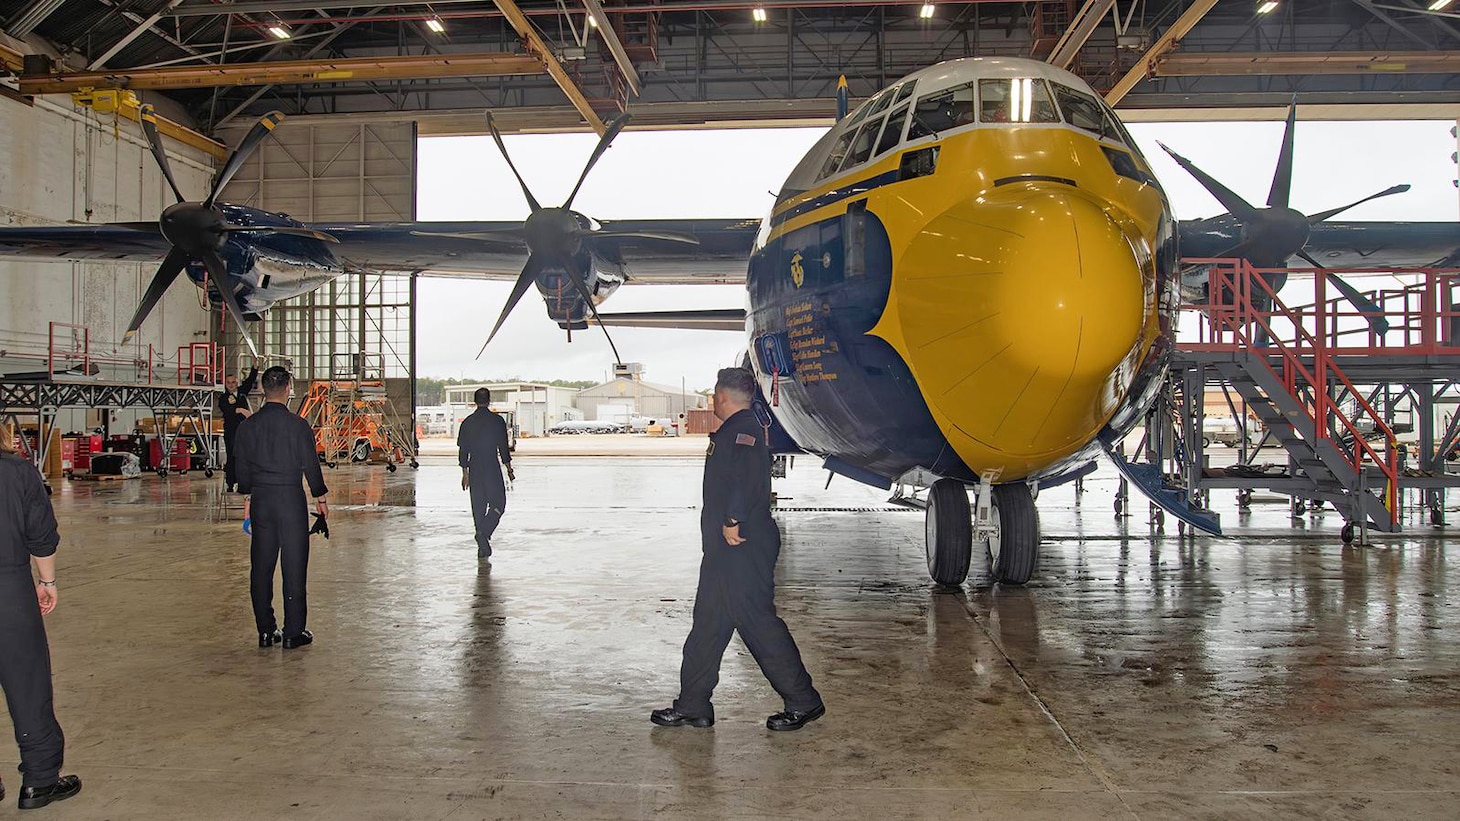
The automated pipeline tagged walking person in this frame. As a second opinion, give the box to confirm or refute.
[651,368,825,732]
[237,367,329,649]
[0,422,81,809]
[220,362,259,492]
[458,388,514,561]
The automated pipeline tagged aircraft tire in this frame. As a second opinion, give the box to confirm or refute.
[987,483,1039,585]
[925,479,972,587]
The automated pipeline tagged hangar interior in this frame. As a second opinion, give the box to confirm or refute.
[1,1,1459,819]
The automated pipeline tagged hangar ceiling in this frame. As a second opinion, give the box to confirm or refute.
[5,1,1460,135]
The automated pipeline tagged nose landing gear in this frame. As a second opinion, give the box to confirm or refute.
[920,475,1040,587]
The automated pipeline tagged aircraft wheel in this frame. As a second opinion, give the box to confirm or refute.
[925,479,972,587]
[351,441,371,463]
[1340,523,1355,544]
[987,483,1039,585]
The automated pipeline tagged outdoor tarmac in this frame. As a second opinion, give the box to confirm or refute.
[6,441,1457,819]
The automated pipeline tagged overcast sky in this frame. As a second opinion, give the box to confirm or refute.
[415,119,1459,392]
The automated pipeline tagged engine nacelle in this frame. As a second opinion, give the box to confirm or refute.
[539,251,626,331]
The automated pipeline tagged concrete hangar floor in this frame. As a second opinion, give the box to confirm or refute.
[10,452,1457,820]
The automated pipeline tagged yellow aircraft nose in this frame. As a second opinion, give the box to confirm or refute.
[877,186,1151,477]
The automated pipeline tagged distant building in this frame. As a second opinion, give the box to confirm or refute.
[442,382,582,437]
[576,366,705,425]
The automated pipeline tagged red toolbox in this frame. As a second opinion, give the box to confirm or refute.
[147,437,191,473]
[72,434,102,472]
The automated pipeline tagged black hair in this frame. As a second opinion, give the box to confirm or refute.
[715,367,757,402]
[261,366,292,394]
[474,387,491,406]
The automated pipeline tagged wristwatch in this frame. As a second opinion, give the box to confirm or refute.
[723,517,739,528]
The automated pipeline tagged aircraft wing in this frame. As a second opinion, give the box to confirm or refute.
[1302,222,1460,268]
[0,224,172,262]
[1179,218,1460,268]
[319,218,758,283]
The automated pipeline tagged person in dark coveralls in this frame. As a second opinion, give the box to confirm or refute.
[0,422,82,809]
[220,363,259,492]
[651,368,825,732]
[237,367,329,649]
[458,388,515,560]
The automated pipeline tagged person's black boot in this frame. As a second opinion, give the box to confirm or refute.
[282,630,313,649]
[18,775,81,810]
[650,707,713,728]
[259,629,282,648]
[766,704,825,731]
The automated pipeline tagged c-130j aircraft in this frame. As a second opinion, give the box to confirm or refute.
[2,56,1457,587]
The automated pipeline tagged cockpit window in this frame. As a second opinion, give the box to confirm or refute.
[843,117,885,170]
[895,82,916,103]
[846,91,880,127]
[1052,84,1123,143]
[907,82,975,140]
[875,105,909,157]
[818,131,856,180]
[866,88,896,119]
[978,78,1059,124]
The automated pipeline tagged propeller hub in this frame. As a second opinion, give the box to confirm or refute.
[522,208,584,259]
[160,202,228,254]
[1241,207,1311,267]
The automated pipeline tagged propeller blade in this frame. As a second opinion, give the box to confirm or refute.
[121,246,189,344]
[410,229,527,242]
[1157,141,1260,223]
[111,221,163,233]
[1266,98,1298,209]
[561,112,632,210]
[1297,249,1390,336]
[1307,185,1412,224]
[222,224,340,243]
[587,229,700,244]
[200,249,260,357]
[477,256,545,360]
[138,105,187,204]
[562,256,623,366]
[205,111,283,208]
[485,112,542,213]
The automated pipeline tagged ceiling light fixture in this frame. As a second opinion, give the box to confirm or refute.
[587,14,599,28]
[426,18,445,33]
[752,7,768,22]
[1429,0,1453,10]
[920,3,935,18]
[268,25,291,39]
[1256,1,1278,13]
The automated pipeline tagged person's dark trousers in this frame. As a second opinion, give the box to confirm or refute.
[468,470,506,551]
[673,522,821,720]
[0,570,65,788]
[223,424,240,487]
[250,485,310,637]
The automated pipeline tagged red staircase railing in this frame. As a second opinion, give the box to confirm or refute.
[1182,258,1404,525]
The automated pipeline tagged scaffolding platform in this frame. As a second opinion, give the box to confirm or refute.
[0,324,224,479]
[1129,259,1460,543]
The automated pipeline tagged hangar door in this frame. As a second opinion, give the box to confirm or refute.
[214,120,417,420]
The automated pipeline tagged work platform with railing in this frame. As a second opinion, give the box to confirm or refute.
[1123,259,1460,543]
[0,322,227,480]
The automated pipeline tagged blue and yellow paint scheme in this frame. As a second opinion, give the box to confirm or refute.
[745,57,1177,489]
